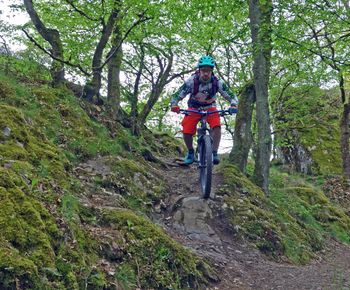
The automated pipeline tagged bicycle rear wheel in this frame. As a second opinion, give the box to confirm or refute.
[199,135,213,198]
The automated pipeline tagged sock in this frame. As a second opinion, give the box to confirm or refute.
[189,149,194,154]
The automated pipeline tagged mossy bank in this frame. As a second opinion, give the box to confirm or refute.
[218,161,350,264]
[0,60,209,289]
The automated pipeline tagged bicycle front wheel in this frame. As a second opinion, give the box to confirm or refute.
[199,135,213,199]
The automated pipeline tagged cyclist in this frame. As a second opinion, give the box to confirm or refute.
[170,55,238,165]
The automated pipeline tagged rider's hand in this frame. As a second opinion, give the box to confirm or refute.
[229,105,238,115]
[171,105,180,114]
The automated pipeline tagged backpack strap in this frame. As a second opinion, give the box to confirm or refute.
[211,75,219,96]
[192,71,219,97]
[192,70,200,96]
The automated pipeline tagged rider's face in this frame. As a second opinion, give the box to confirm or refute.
[199,66,213,81]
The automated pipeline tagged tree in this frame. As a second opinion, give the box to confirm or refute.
[248,0,273,193]
[23,0,64,86]
[230,83,256,173]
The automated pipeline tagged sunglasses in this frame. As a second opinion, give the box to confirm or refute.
[199,68,213,73]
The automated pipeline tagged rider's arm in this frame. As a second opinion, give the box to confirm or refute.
[170,78,193,106]
[217,80,238,106]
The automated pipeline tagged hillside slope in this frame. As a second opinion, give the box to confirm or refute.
[1,62,350,289]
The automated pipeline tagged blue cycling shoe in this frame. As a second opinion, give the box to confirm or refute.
[184,151,195,165]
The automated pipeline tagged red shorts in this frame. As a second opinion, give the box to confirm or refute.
[182,107,220,135]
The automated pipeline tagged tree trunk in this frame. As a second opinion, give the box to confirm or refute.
[230,83,256,173]
[107,22,123,118]
[138,53,173,127]
[339,74,350,184]
[23,0,64,86]
[248,0,273,193]
[129,47,145,136]
[83,7,119,103]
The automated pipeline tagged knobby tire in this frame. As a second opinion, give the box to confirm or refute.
[199,135,213,199]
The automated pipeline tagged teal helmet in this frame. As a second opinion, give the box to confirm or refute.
[197,55,215,68]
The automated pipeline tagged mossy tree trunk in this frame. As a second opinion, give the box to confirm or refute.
[229,83,256,173]
[339,73,350,183]
[128,45,145,136]
[23,0,65,87]
[249,0,273,193]
[107,21,124,119]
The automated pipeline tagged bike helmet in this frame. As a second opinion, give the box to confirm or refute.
[197,55,215,68]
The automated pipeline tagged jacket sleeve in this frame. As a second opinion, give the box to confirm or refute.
[170,78,193,106]
[218,80,238,106]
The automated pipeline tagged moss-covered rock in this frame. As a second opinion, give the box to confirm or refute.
[272,86,341,175]
[101,208,210,289]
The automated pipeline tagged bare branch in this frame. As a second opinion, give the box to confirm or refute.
[0,35,11,55]
[166,68,194,84]
[276,34,350,68]
[64,0,101,22]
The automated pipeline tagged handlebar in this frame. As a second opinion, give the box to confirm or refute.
[179,108,236,116]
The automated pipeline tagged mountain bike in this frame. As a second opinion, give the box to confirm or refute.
[180,108,233,199]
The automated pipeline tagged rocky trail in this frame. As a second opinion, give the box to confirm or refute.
[156,158,350,290]
[77,156,350,290]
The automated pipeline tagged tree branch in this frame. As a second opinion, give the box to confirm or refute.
[64,0,101,22]
[22,28,90,76]
[0,35,11,55]
[100,12,151,69]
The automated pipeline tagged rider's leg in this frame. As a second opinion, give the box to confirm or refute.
[183,134,195,164]
[211,126,221,165]
[183,133,194,151]
[182,111,199,164]
[211,126,221,152]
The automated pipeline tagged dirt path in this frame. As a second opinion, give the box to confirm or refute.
[75,156,350,289]
[157,158,350,290]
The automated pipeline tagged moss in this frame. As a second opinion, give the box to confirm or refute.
[272,86,342,175]
[0,241,40,289]
[150,130,184,155]
[300,123,342,175]
[284,187,329,205]
[0,62,215,289]
[0,186,56,265]
[219,163,350,264]
[0,105,30,144]
[101,208,209,289]
[0,79,15,100]
[112,158,145,178]
[218,163,265,199]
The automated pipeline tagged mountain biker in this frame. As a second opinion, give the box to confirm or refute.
[170,55,238,165]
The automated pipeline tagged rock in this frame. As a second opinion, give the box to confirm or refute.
[2,126,11,138]
[172,196,221,243]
